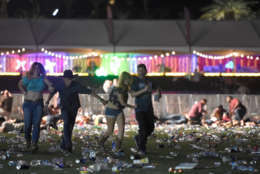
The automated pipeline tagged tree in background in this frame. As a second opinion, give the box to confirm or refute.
[200,0,257,21]
[12,0,41,18]
[0,0,8,18]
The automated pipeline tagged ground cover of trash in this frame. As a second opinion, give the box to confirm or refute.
[0,123,259,174]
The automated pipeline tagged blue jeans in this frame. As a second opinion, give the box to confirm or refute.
[60,108,78,151]
[23,100,43,144]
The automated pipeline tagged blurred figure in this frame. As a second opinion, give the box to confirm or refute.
[210,105,229,121]
[18,62,54,153]
[103,79,118,94]
[0,90,13,120]
[208,105,230,126]
[186,99,207,126]
[103,80,113,93]
[41,104,61,130]
[0,117,24,133]
[86,61,97,76]
[226,96,247,126]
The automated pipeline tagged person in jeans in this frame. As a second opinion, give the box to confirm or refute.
[131,64,160,155]
[18,62,54,152]
[98,72,135,152]
[226,96,247,126]
[46,69,105,153]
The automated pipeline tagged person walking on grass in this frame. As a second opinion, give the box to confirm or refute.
[46,69,106,153]
[98,71,135,153]
[18,62,54,153]
[130,64,160,156]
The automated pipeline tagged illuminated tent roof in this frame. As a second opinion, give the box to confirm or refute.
[187,21,260,51]
[113,20,188,52]
[0,19,260,52]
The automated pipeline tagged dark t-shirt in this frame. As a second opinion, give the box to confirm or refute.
[53,80,92,111]
[131,77,153,112]
[108,87,127,110]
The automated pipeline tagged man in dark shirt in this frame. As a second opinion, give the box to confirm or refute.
[46,70,105,153]
[226,96,247,126]
[131,64,160,155]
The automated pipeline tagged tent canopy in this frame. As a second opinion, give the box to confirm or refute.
[0,19,260,52]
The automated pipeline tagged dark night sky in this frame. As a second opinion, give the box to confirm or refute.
[6,0,260,19]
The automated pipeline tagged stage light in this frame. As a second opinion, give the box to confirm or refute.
[96,67,107,76]
[52,9,59,16]
[45,60,56,73]
[232,52,239,57]
[16,60,26,71]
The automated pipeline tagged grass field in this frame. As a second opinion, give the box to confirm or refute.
[0,124,259,174]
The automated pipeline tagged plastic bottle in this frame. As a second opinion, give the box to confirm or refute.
[8,161,17,167]
[237,165,255,172]
[30,160,41,167]
[1,155,6,160]
[89,150,96,161]
[112,165,120,173]
[16,161,29,170]
[133,157,149,165]
[112,141,116,152]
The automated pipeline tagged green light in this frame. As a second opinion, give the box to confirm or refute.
[99,53,133,75]
[95,67,108,76]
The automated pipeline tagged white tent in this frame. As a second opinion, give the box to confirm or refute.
[0,19,260,52]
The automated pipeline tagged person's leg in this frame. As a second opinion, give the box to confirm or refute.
[66,109,77,152]
[145,110,155,137]
[233,108,245,126]
[31,103,43,148]
[240,106,247,126]
[23,102,33,148]
[135,111,147,153]
[142,110,155,152]
[60,109,70,151]
[99,116,116,147]
[115,113,125,151]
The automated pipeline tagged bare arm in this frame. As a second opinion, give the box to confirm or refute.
[44,78,55,93]
[18,79,26,94]
[45,91,56,106]
[117,92,135,109]
[91,91,108,105]
[130,85,148,97]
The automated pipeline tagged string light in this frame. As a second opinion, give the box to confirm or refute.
[0,48,26,56]
[193,50,259,60]
[41,48,100,60]
[99,50,176,62]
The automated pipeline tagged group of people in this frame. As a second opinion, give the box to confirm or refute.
[2,61,256,156]
[16,62,158,156]
[186,96,248,127]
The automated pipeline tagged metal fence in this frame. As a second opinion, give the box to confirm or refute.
[10,94,260,119]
